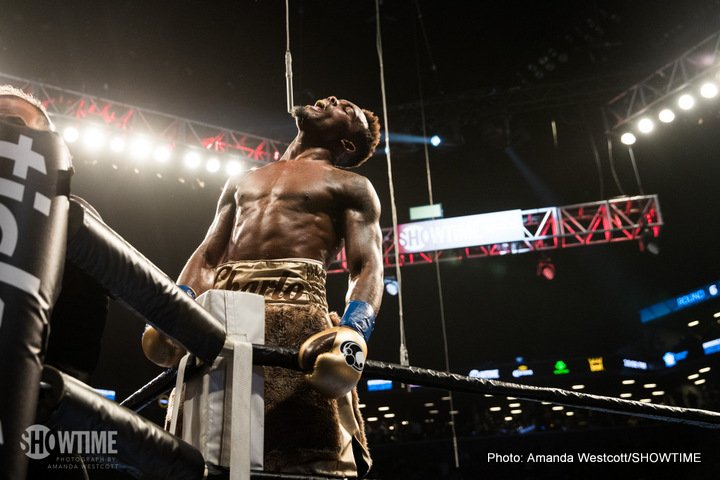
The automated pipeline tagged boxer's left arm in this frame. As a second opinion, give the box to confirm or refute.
[299,176,383,397]
[142,179,237,367]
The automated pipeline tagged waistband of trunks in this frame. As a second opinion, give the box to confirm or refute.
[212,258,328,310]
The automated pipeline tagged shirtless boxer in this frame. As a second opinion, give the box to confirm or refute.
[143,95,383,477]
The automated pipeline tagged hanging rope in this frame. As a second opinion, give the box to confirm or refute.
[413,0,459,467]
[284,0,294,114]
[375,0,409,366]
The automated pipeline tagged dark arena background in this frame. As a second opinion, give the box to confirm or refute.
[2,1,720,479]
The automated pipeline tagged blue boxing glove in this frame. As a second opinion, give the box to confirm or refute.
[339,300,376,342]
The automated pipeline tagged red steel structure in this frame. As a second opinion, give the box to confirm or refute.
[328,195,662,273]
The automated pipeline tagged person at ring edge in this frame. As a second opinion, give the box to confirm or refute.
[1,86,110,479]
[143,96,383,477]
[0,85,110,384]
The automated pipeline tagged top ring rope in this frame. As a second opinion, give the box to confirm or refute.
[122,344,720,430]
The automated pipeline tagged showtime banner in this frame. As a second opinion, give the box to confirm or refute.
[397,209,525,254]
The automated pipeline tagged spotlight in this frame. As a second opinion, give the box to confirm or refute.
[637,118,654,134]
[430,135,442,147]
[63,126,79,143]
[384,277,399,296]
[183,151,202,169]
[536,257,555,280]
[678,94,695,110]
[620,132,636,145]
[700,82,718,99]
[83,126,106,150]
[109,136,126,153]
[658,109,675,123]
[638,227,659,255]
[129,137,152,159]
[226,159,243,176]
[153,145,172,163]
[206,157,221,173]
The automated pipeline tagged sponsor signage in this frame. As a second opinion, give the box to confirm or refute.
[553,360,569,375]
[640,281,720,323]
[512,365,534,378]
[367,379,392,391]
[469,368,500,379]
[587,357,605,372]
[623,359,648,370]
[397,210,525,254]
[703,338,720,355]
[409,203,444,221]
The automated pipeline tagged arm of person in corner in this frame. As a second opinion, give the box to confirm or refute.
[341,176,384,340]
[142,179,237,367]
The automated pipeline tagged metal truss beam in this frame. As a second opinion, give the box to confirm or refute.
[328,195,662,274]
[0,71,288,163]
[604,30,720,132]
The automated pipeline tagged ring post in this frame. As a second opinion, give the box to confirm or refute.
[0,122,71,480]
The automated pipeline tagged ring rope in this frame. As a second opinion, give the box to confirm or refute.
[122,344,720,430]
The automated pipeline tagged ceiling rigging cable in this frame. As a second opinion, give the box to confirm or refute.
[413,0,460,468]
[375,0,409,366]
[284,0,294,114]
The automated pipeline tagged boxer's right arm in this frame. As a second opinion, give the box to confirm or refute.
[142,180,237,367]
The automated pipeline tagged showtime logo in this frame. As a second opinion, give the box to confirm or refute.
[19,424,118,460]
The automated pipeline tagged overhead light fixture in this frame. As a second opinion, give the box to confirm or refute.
[658,109,675,123]
[688,320,699,327]
[129,137,152,159]
[183,151,202,169]
[678,94,695,110]
[700,82,718,98]
[622,379,635,385]
[637,118,654,134]
[620,132,636,145]
[643,383,656,389]
[695,379,706,385]
[566,411,575,416]
[489,406,501,412]
[226,159,243,176]
[206,157,221,173]
[571,385,585,390]
[109,136,126,153]
[153,145,172,163]
[699,367,711,373]
[83,126,106,150]
[378,406,390,411]
[504,416,513,421]
[551,406,564,411]
[536,256,555,280]
[384,276,399,296]
[620,393,632,398]
[63,126,80,143]
[510,409,522,415]
[430,135,442,147]
[688,373,699,380]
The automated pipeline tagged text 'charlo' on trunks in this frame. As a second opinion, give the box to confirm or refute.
[212,259,328,311]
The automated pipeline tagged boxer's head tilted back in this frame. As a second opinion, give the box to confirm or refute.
[292,95,381,168]
[0,84,54,131]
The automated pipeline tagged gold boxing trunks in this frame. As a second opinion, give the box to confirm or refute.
[213,258,328,312]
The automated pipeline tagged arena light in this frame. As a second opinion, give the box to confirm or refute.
[109,136,126,153]
[206,156,221,173]
[510,409,522,415]
[153,145,172,163]
[699,367,711,373]
[430,135,442,147]
[678,94,695,110]
[378,406,390,411]
[571,385,585,390]
[504,416,513,421]
[640,398,652,403]
[384,413,395,419]
[688,320,699,327]
[695,379,706,385]
[551,406,564,411]
[129,136,152,159]
[226,159,243,176]
[489,406,501,412]
[643,383,656,389]
[63,126,79,143]
[183,151,202,170]
[566,411,575,417]
[620,393,632,398]
[83,126,106,150]
[700,81,718,99]
[621,379,635,385]
[637,117,654,134]
[620,132,636,145]
[658,109,675,123]
[508,403,521,408]
[651,391,665,396]
[688,373,699,380]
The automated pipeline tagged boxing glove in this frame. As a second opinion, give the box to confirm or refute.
[298,326,367,399]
